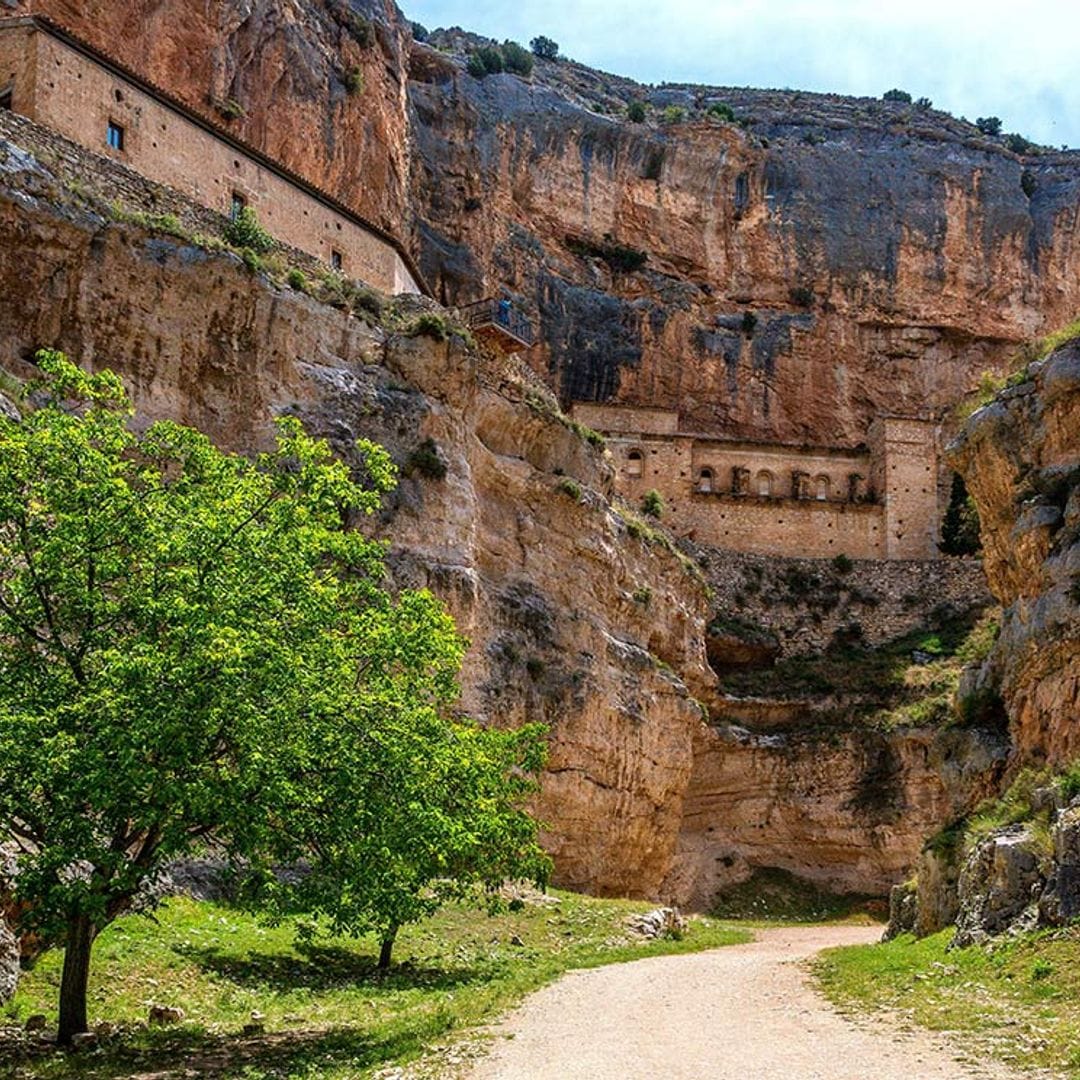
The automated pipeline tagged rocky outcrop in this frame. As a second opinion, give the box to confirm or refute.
[948,343,1080,765]
[14,0,1080,451]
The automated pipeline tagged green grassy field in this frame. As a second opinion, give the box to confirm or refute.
[815,927,1080,1078]
[2,894,748,1078]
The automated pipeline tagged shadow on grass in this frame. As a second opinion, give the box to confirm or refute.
[173,939,496,993]
[1,1021,454,1079]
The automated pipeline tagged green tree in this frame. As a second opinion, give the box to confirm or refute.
[976,116,1003,136]
[882,88,912,103]
[530,35,559,61]
[940,473,982,555]
[0,353,547,1041]
[501,40,535,77]
[626,100,647,123]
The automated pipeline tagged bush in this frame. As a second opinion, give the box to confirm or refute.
[558,477,582,501]
[530,35,559,61]
[914,96,933,110]
[406,438,447,480]
[1005,132,1034,154]
[632,586,652,606]
[223,206,276,255]
[707,102,736,122]
[976,116,1003,136]
[882,88,912,103]
[286,267,308,291]
[641,489,664,518]
[240,247,263,273]
[467,46,504,78]
[407,312,451,342]
[352,287,384,320]
[789,286,814,307]
[501,41,534,77]
[626,100,647,123]
[831,553,854,574]
[1021,170,1037,198]
[344,65,364,95]
[410,21,429,42]
[661,105,686,125]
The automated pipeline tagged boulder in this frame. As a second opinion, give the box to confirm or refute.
[883,879,917,940]
[915,843,962,937]
[952,827,1045,948]
[625,907,688,940]
[1040,806,1080,925]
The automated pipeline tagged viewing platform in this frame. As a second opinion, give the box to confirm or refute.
[462,298,535,350]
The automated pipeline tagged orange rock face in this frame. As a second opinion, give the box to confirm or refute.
[948,345,1080,766]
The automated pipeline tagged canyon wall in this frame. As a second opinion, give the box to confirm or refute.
[0,124,1008,905]
[949,344,1080,766]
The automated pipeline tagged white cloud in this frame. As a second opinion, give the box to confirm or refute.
[404,0,1080,146]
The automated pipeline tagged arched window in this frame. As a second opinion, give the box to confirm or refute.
[627,449,643,478]
[698,468,713,493]
[756,470,773,497]
[815,475,830,501]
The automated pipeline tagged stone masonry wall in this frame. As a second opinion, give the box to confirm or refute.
[691,544,990,658]
[1,19,419,294]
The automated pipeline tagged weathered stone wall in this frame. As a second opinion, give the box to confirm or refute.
[692,545,990,657]
[2,19,419,294]
[872,417,940,559]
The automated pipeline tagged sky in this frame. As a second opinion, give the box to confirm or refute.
[402,0,1080,149]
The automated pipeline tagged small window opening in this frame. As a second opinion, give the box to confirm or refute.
[815,475,830,501]
[106,121,125,151]
[627,450,643,478]
[230,192,246,221]
[756,470,773,497]
[331,249,343,272]
[113,88,124,104]
[698,468,713,493]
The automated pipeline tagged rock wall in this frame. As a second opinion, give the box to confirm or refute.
[11,0,1080,452]
[0,129,1009,906]
[948,344,1080,765]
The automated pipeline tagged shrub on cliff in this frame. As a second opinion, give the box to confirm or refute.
[223,205,275,255]
[530,35,559,61]
[642,489,665,518]
[976,116,1003,136]
[501,41,535,77]
[0,352,549,1044]
[626,100,648,123]
[707,102,736,122]
[467,46,504,78]
[882,88,912,103]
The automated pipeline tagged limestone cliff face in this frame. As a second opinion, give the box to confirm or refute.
[16,0,1080,447]
[0,139,1007,905]
[948,345,1080,766]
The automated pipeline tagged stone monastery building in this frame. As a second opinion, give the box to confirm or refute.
[573,404,940,561]
[0,15,423,296]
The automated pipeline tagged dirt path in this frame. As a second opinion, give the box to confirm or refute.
[467,925,1025,1080]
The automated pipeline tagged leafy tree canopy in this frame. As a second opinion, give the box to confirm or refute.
[0,353,548,1042]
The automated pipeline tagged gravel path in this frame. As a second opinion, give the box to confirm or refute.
[467,925,1025,1080]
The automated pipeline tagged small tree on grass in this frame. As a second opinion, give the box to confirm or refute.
[0,353,548,1042]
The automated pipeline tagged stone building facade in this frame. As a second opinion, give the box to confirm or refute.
[573,403,940,560]
[0,15,423,296]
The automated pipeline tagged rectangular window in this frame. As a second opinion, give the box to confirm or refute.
[330,249,343,272]
[106,121,125,151]
[230,192,246,221]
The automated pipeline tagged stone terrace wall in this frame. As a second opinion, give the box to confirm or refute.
[690,543,990,658]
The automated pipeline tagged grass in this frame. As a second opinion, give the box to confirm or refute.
[716,608,1000,731]
[815,927,1080,1077]
[3,894,748,1078]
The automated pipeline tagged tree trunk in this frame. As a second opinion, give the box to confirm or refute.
[378,927,397,970]
[57,915,95,1046]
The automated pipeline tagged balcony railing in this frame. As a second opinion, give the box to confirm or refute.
[461,298,536,349]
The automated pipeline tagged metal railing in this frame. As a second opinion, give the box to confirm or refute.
[461,298,536,348]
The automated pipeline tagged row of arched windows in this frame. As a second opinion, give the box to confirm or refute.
[624,450,835,500]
